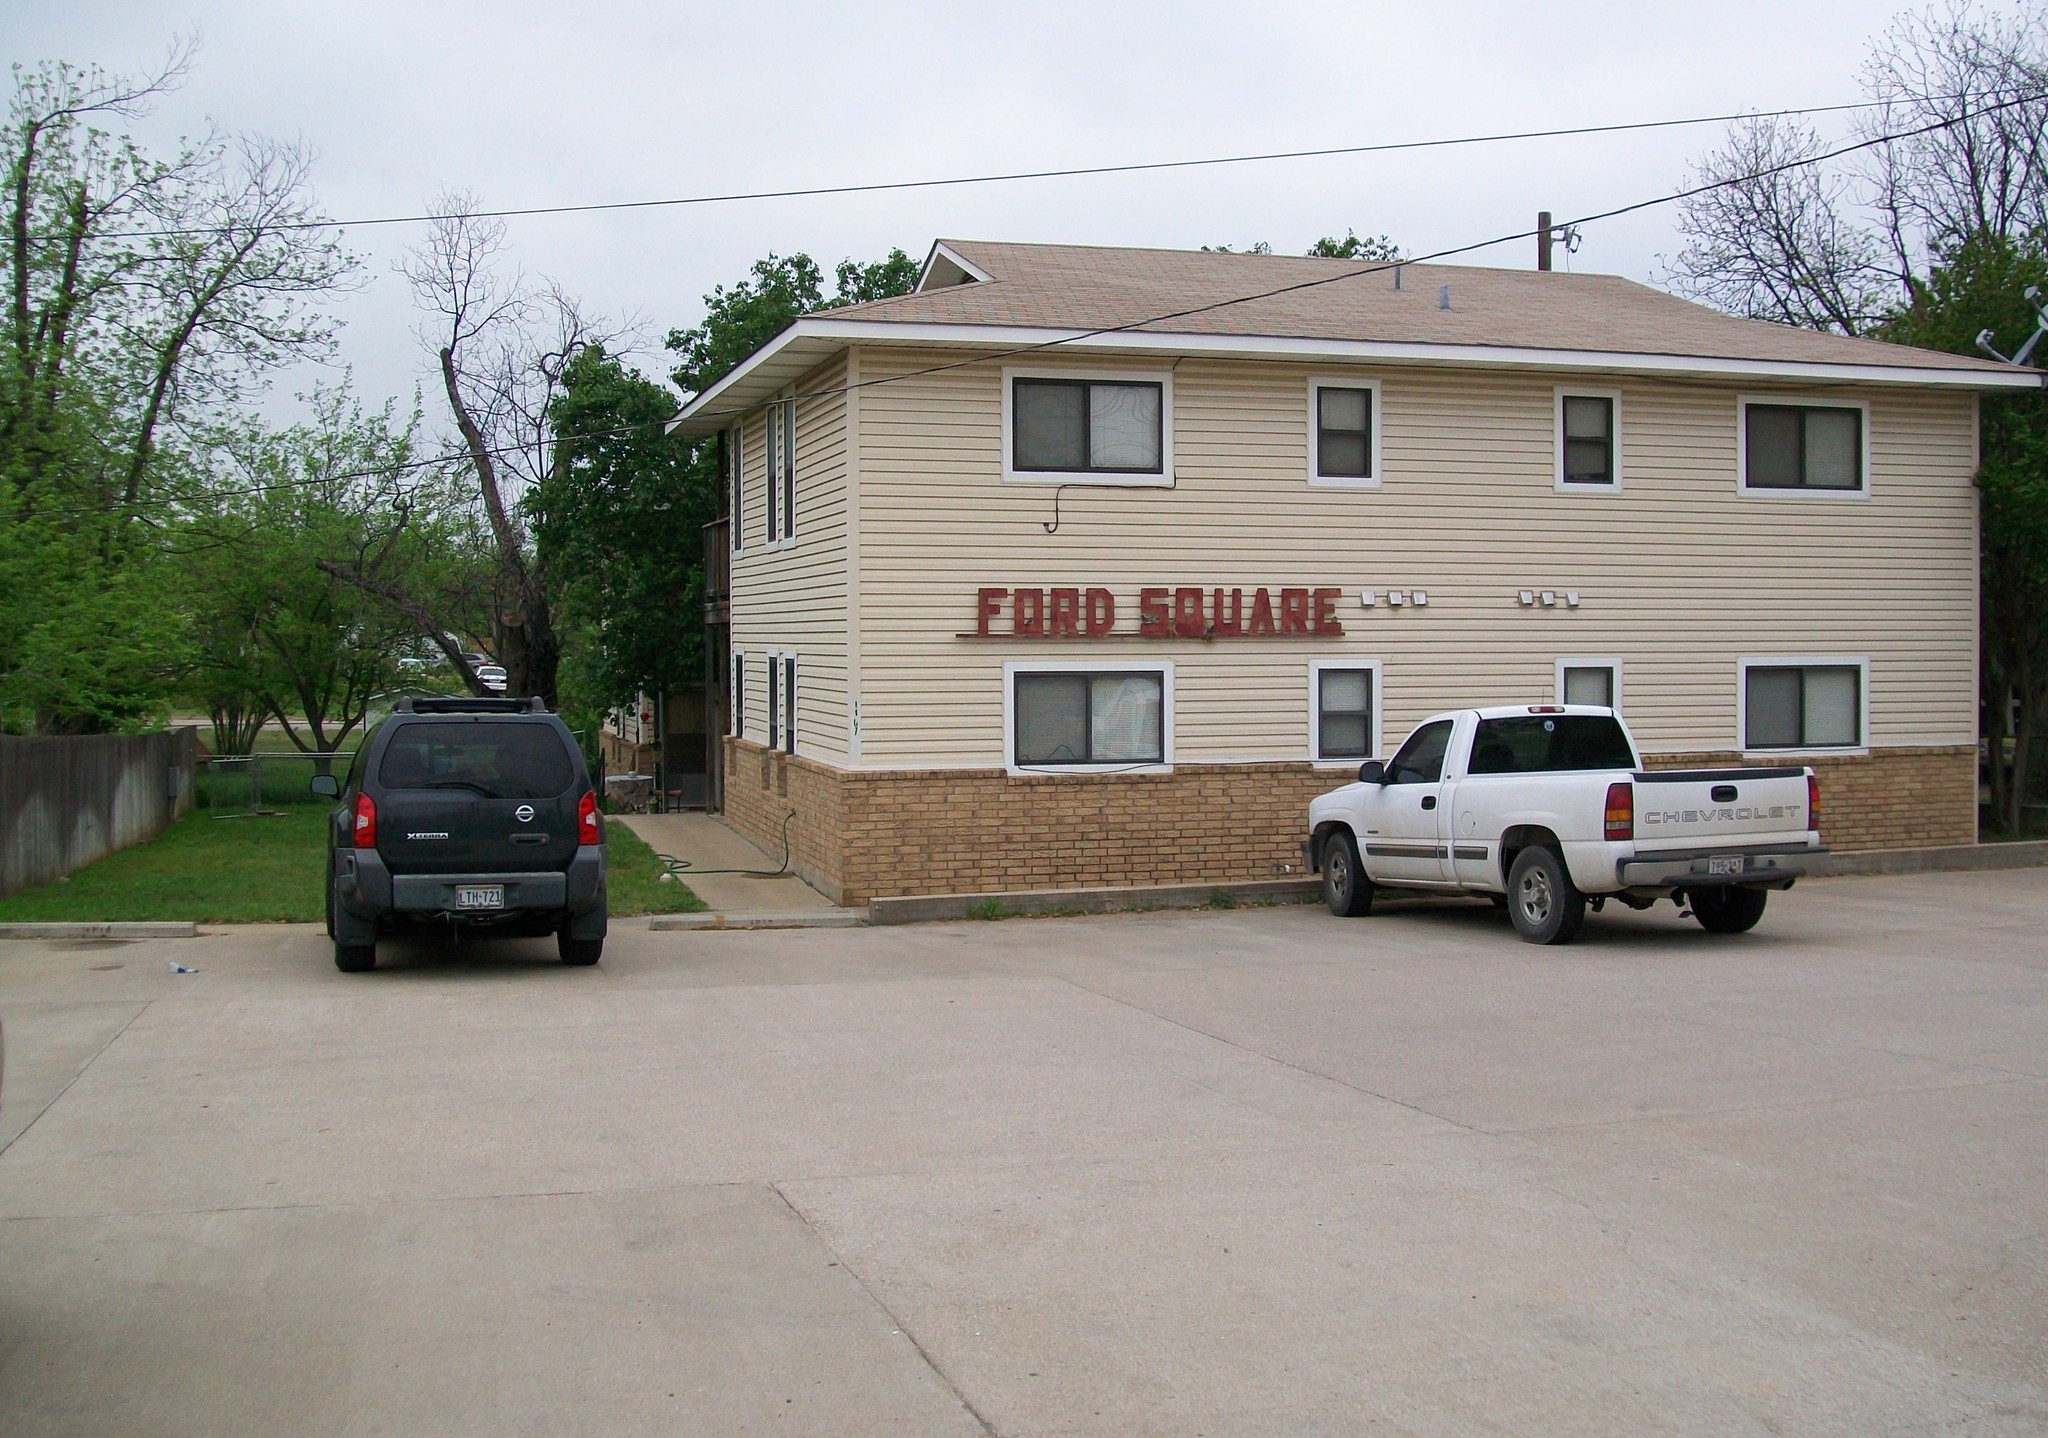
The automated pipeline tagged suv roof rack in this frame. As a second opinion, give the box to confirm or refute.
[395,695,550,714]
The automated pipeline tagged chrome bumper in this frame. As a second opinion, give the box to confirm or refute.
[1616,845,1827,889]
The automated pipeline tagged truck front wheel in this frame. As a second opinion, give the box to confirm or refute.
[1688,886,1768,934]
[1321,831,1374,917]
[1507,847,1586,945]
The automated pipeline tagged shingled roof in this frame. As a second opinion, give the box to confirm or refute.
[670,238,2037,430]
[855,239,2014,373]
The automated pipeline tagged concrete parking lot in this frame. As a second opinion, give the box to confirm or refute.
[0,870,2044,1436]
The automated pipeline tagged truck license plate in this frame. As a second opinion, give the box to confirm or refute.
[1707,856,1744,876]
[456,885,504,910]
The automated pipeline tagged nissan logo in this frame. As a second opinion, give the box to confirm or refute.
[515,804,535,823]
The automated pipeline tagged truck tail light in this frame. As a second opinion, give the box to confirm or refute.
[1807,771,1821,831]
[577,790,602,845]
[352,792,377,848]
[1604,782,1633,842]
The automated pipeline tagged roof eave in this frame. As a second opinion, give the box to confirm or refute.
[669,318,2040,431]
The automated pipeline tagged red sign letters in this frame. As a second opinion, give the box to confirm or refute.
[962,586,1343,640]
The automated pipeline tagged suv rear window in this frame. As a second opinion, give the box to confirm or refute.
[377,721,574,798]
[1468,715,1634,775]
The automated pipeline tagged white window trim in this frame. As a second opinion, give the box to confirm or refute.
[1555,657,1624,712]
[1306,376,1383,490]
[1002,659,1174,775]
[1737,655,1870,755]
[1736,395,1872,500]
[1000,366,1175,487]
[1308,658,1384,765]
[1554,386,1624,493]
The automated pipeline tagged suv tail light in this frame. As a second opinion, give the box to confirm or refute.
[577,790,602,845]
[1603,781,1633,842]
[352,792,377,848]
[1807,771,1821,832]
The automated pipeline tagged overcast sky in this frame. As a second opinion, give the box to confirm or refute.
[8,0,1932,421]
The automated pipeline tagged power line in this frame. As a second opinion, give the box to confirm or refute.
[91,97,1921,241]
[28,89,2042,522]
[674,91,2046,427]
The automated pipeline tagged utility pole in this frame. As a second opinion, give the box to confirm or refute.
[1537,211,1553,272]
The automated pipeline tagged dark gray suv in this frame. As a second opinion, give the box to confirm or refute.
[313,697,607,972]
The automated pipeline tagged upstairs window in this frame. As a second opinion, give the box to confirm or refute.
[725,427,744,551]
[1310,381,1379,485]
[763,409,780,543]
[1557,393,1617,487]
[763,399,797,543]
[779,398,796,542]
[1742,402,1865,494]
[1009,376,1166,480]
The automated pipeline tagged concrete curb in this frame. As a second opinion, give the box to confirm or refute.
[648,911,868,931]
[868,878,1320,926]
[1821,839,2048,876]
[0,921,198,940]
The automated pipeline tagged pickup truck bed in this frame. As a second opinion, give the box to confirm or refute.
[1307,705,1826,944]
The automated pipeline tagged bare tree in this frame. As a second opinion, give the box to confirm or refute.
[1666,114,1893,334]
[324,196,621,704]
[1860,1,2048,289]
[1667,1,2048,325]
[2,43,358,520]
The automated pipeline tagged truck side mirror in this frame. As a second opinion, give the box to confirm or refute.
[309,774,340,798]
[1356,760,1385,785]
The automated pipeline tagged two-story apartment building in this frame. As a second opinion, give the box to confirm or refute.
[670,239,2037,905]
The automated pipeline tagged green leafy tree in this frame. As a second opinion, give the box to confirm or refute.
[189,390,428,767]
[0,46,355,732]
[1881,233,2048,832]
[1306,230,1404,261]
[665,247,917,395]
[832,249,919,306]
[1204,233,1404,260]
[533,346,711,721]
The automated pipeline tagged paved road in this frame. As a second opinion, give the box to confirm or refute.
[0,872,2043,1436]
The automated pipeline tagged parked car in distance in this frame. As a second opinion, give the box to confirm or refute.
[1306,705,1825,944]
[475,664,507,694]
[310,695,607,971]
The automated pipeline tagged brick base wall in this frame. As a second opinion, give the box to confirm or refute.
[724,741,1978,904]
[1641,746,1975,853]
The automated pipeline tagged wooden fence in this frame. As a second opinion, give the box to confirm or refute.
[0,728,199,898]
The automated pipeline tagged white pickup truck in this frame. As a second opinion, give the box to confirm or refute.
[1305,705,1826,944]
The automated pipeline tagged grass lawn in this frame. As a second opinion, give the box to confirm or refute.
[0,806,702,923]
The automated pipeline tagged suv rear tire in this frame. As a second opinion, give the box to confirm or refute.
[558,932,603,966]
[334,941,376,972]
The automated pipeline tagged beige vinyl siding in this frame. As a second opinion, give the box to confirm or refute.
[850,345,1977,767]
[729,352,851,761]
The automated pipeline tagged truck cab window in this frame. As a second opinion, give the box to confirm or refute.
[1386,720,1454,784]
